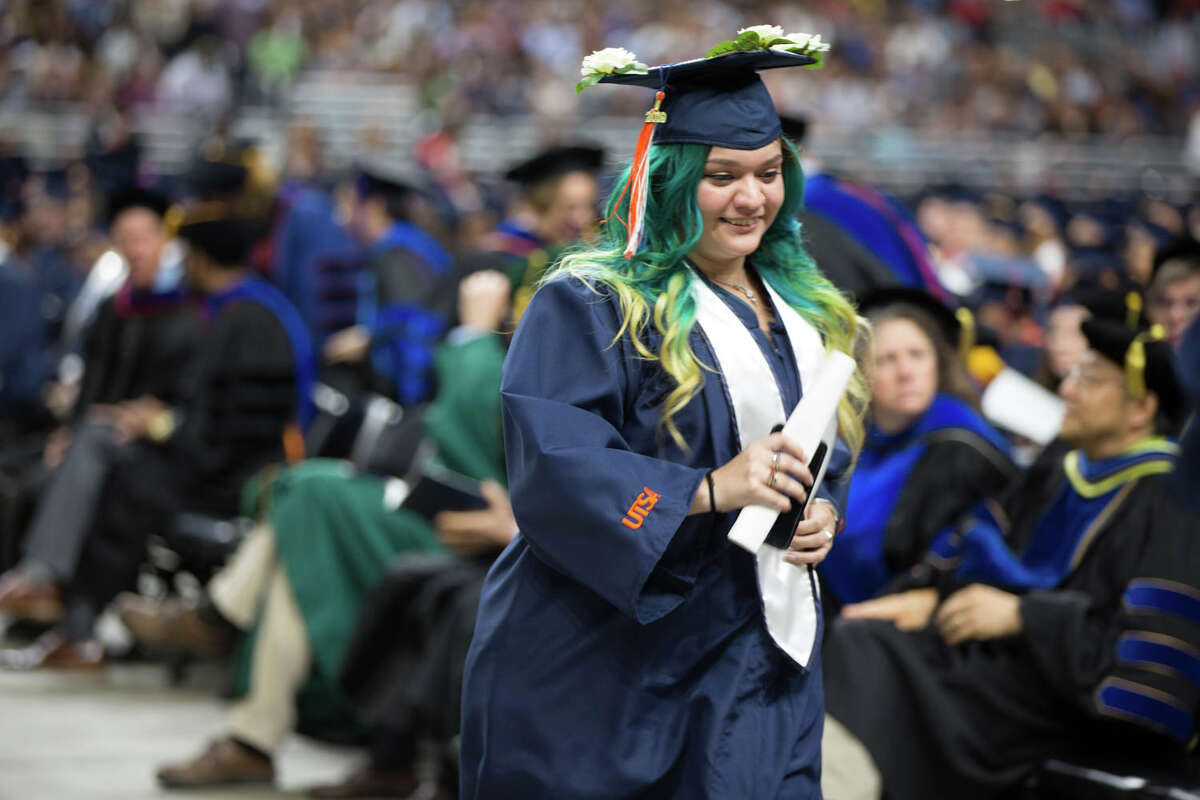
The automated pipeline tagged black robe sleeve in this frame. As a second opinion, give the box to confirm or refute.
[165,301,296,505]
[1018,475,1200,738]
[882,430,1018,576]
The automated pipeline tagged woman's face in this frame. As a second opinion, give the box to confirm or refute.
[690,141,785,270]
[869,317,940,431]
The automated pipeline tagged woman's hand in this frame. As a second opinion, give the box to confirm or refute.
[694,431,813,514]
[784,499,836,566]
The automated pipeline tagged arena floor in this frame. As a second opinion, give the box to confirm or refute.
[0,661,361,799]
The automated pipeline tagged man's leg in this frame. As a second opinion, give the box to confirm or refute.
[119,522,278,658]
[820,714,883,800]
[207,522,279,629]
[156,566,311,788]
[0,422,119,621]
[226,565,312,753]
[18,421,119,581]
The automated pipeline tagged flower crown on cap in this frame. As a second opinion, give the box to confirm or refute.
[576,25,829,94]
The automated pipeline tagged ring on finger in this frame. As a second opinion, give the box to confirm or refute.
[767,470,778,489]
[771,451,782,470]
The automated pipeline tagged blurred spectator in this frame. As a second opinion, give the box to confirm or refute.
[1145,238,1200,348]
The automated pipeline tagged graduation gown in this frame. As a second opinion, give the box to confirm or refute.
[824,443,1200,800]
[460,275,834,800]
[72,282,300,607]
[71,287,200,421]
[234,332,508,740]
[819,394,1015,609]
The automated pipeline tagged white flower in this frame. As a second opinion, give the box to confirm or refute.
[737,24,785,41]
[773,31,831,53]
[580,47,640,77]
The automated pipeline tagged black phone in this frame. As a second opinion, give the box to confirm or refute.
[401,462,489,520]
[763,440,829,550]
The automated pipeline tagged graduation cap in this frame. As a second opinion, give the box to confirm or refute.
[355,156,424,199]
[504,145,605,188]
[584,37,825,257]
[185,159,250,200]
[1081,318,1184,429]
[105,186,171,225]
[1150,237,1200,283]
[858,287,975,360]
[1058,281,1144,328]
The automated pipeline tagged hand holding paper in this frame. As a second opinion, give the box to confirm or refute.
[727,350,855,553]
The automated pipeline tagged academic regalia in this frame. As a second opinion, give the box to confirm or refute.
[269,180,356,344]
[804,174,948,301]
[824,442,1199,800]
[460,275,835,799]
[232,330,508,740]
[0,263,49,422]
[819,393,1015,609]
[70,284,200,423]
[67,277,302,611]
[796,208,898,299]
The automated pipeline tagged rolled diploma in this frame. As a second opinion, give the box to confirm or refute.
[726,350,856,553]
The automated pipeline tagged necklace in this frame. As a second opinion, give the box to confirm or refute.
[712,276,758,305]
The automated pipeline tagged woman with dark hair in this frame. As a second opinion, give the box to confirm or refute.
[820,288,1017,616]
[459,31,869,800]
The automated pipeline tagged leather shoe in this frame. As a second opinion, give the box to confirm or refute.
[0,630,104,670]
[308,763,420,798]
[116,593,236,659]
[0,570,63,623]
[156,737,274,788]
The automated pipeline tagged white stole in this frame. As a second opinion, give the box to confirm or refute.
[690,269,825,668]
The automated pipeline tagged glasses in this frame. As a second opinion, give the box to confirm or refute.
[1061,365,1123,387]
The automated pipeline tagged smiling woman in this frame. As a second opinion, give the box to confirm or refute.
[458,38,871,800]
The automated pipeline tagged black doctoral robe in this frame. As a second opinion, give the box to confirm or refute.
[70,293,201,420]
[72,297,297,608]
[824,463,1200,800]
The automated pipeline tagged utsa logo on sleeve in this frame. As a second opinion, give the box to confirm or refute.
[621,487,662,530]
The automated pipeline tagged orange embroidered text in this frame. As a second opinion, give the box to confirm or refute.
[621,487,662,530]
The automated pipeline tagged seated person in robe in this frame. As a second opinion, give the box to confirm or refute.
[821,319,1197,800]
[819,288,1016,614]
[0,187,200,622]
[0,195,307,670]
[319,161,452,406]
[119,269,513,790]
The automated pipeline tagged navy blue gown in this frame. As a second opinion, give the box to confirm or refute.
[460,275,827,799]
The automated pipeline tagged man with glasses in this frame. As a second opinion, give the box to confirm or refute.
[822,319,1197,800]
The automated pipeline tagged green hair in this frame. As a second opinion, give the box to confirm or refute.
[551,138,870,458]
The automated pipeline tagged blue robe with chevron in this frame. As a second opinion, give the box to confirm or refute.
[825,440,1200,800]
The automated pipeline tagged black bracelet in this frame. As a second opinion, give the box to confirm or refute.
[705,471,717,513]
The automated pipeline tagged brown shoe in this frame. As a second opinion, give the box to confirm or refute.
[308,762,420,798]
[0,570,63,623]
[116,593,236,659]
[0,630,104,670]
[156,737,274,788]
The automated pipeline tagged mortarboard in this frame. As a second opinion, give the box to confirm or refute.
[176,211,256,268]
[105,186,171,225]
[1081,318,1184,429]
[1058,281,1144,328]
[1150,237,1200,282]
[597,49,817,151]
[504,145,605,188]
[577,29,828,257]
[858,286,975,360]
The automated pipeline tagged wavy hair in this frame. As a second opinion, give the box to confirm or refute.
[551,139,870,458]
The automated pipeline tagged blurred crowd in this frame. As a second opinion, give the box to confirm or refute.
[2,0,1199,137]
[0,2,1196,798]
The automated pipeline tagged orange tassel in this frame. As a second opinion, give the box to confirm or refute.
[623,90,666,259]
